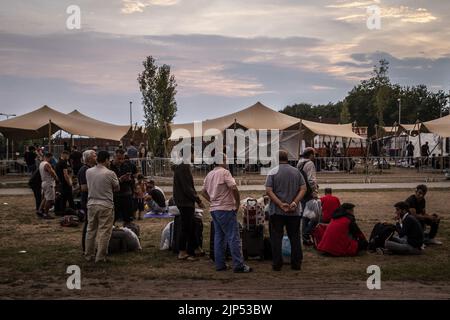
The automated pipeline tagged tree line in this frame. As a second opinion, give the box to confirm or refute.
[280,59,449,137]
[139,57,449,157]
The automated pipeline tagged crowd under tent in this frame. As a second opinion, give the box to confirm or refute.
[0,105,131,142]
[379,115,450,157]
[0,106,132,159]
[169,102,364,160]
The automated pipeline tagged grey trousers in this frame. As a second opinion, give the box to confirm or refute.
[385,236,422,255]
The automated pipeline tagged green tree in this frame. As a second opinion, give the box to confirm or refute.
[340,99,351,123]
[138,56,178,157]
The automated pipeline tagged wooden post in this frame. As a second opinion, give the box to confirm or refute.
[417,120,422,171]
[48,119,52,153]
[297,120,303,160]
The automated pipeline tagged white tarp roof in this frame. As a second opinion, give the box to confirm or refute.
[170,102,363,140]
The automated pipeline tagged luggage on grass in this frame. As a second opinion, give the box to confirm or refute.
[368,222,396,251]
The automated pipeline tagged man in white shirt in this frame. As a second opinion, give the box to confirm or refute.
[85,150,120,263]
[38,153,59,219]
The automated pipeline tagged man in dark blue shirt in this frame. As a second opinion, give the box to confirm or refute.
[405,184,442,245]
[385,201,424,255]
[110,149,137,223]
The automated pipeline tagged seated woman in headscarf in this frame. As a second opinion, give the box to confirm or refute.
[317,203,368,257]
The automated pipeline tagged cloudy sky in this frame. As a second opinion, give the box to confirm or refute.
[0,0,449,125]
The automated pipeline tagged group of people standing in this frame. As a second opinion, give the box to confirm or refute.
[188,148,442,273]
[27,142,443,267]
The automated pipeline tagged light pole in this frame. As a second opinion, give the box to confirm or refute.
[397,98,401,125]
[129,101,133,127]
[0,113,16,161]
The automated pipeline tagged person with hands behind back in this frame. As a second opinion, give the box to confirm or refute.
[265,150,307,271]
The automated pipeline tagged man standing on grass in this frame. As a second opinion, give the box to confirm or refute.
[297,147,318,245]
[78,149,97,252]
[266,150,307,271]
[173,156,205,261]
[69,145,83,176]
[55,150,75,214]
[85,151,119,263]
[406,141,415,166]
[38,153,58,219]
[202,152,252,273]
[110,149,136,224]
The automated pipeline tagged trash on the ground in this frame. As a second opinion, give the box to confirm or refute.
[18,250,27,254]
[3,203,8,205]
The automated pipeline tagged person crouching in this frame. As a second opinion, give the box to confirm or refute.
[317,203,368,256]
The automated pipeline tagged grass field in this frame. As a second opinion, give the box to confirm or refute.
[0,190,449,299]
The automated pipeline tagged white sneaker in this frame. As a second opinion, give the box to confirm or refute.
[427,238,443,245]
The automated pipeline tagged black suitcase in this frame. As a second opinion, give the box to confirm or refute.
[171,215,203,254]
[242,224,265,260]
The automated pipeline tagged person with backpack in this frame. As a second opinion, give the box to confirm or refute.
[266,150,307,271]
[297,147,318,245]
[317,203,368,257]
[383,202,424,255]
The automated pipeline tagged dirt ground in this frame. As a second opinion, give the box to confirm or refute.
[0,190,449,300]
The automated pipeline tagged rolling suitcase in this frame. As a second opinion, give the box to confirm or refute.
[242,198,265,260]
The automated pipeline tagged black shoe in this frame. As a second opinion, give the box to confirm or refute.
[291,264,302,271]
[216,265,229,271]
[272,265,282,271]
[234,265,252,273]
[41,213,55,220]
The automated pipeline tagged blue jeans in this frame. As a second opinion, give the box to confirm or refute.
[302,217,318,241]
[211,210,244,271]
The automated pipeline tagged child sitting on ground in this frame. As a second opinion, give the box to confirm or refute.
[134,174,146,220]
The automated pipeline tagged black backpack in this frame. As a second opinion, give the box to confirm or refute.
[368,222,396,251]
[298,160,313,201]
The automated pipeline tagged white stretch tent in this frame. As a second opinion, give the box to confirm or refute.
[0,105,131,141]
[422,114,450,138]
[169,102,363,160]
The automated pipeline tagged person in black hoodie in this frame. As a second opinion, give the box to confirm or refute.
[173,161,205,261]
[384,201,424,255]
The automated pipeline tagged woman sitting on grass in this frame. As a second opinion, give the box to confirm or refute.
[317,203,368,257]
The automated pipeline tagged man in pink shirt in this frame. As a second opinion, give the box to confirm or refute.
[202,153,252,273]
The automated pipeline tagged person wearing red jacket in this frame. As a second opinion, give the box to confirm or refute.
[320,188,341,223]
[317,203,368,256]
